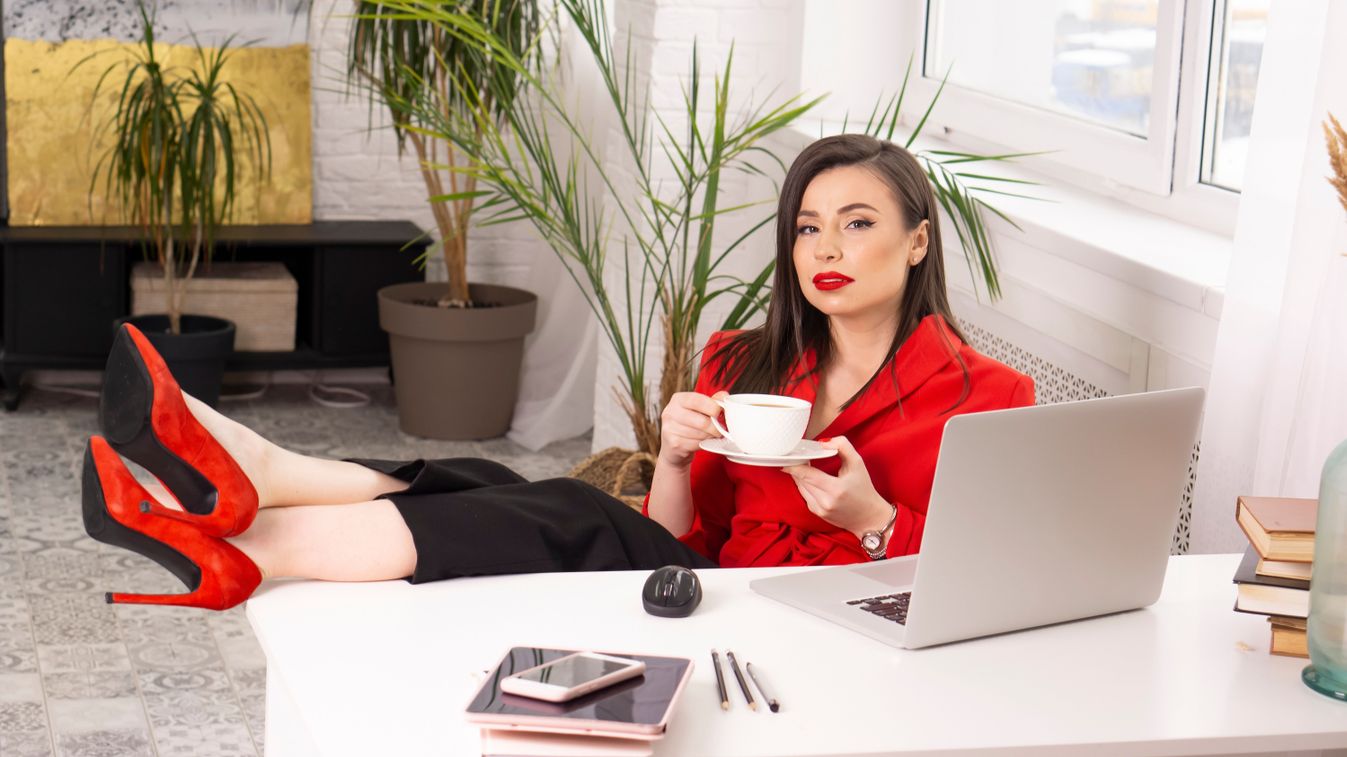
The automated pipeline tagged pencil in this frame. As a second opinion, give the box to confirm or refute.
[711,649,729,710]
[745,662,779,713]
[725,650,757,711]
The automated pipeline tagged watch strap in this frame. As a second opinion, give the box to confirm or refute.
[862,503,898,560]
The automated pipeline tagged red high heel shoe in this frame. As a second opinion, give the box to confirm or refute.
[100,323,258,537]
[82,436,262,611]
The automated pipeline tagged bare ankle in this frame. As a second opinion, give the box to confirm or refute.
[247,433,277,508]
[185,392,274,507]
[227,534,276,581]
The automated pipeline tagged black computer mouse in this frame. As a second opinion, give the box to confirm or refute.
[641,565,702,618]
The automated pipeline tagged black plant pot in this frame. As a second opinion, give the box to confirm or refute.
[117,315,236,407]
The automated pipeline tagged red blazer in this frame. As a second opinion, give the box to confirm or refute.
[644,314,1034,567]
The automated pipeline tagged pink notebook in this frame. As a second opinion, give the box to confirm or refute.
[480,728,654,757]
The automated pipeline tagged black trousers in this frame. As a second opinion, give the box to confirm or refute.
[347,457,717,584]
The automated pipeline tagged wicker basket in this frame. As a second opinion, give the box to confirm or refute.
[566,446,657,511]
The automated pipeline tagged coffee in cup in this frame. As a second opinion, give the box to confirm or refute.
[711,393,811,456]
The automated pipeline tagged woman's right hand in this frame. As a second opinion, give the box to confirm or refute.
[658,391,728,470]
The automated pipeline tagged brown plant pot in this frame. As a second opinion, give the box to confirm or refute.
[378,282,537,440]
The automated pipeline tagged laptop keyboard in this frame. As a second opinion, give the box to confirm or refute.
[847,592,912,625]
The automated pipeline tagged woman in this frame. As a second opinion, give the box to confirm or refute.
[82,134,1033,610]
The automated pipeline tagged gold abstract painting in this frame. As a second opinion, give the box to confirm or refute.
[5,37,312,226]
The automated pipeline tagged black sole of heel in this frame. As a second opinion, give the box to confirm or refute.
[100,328,217,517]
[82,442,202,595]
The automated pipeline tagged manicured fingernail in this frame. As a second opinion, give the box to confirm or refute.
[817,436,831,443]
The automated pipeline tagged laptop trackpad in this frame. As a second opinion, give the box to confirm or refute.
[846,555,918,588]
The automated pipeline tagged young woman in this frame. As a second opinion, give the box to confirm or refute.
[82,134,1033,610]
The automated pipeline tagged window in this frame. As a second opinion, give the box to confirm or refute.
[907,0,1185,195]
[1200,0,1269,192]
[926,1,1160,138]
[878,0,1271,228]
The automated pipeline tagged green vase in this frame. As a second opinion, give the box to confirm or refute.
[1303,438,1347,701]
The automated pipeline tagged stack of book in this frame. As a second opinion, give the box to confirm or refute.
[1233,495,1316,658]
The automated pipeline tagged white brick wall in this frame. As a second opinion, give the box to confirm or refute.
[308,0,541,287]
[310,2,429,224]
[590,0,805,450]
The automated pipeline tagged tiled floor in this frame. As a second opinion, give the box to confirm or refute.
[0,384,592,756]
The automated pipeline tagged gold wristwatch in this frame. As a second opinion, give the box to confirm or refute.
[860,503,898,560]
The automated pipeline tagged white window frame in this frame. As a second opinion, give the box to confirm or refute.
[895,0,1240,236]
[1166,0,1240,233]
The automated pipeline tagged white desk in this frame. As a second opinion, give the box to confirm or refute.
[246,554,1347,756]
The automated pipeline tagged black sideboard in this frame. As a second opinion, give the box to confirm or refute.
[0,220,429,410]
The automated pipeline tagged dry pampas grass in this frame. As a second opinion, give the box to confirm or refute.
[1328,113,1347,217]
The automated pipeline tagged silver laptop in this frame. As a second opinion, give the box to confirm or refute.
[750,387,1205,649]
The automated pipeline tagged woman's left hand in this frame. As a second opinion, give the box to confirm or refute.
[782,436,893,538]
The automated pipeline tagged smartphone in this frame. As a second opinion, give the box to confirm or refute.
[498,651,647,703]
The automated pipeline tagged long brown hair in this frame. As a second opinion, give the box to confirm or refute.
[709,134,969,411]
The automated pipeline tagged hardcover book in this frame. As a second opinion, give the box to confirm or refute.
[1256,557,1312,582]
[1235,496,1316,563]
[1269,616,1308,659]
[1233,547,1309,619]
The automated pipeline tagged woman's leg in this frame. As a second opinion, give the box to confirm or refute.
[222,477,713,584]
[227,501,418,582]
[180,393,410,508]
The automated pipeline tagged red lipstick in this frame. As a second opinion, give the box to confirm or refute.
[812,272,854,291]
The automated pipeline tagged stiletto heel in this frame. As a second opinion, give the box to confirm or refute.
[100,323,258,537]
[82,436,263,611]
[139,498,211,526]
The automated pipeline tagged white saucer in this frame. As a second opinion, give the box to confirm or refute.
[699,437,838,467]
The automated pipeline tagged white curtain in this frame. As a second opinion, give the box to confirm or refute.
[504,5,616,451]
[506,247,599,451]
[1191,0,1347,552]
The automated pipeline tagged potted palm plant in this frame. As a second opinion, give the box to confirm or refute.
[86,2,271,405]
[348,0,545,439]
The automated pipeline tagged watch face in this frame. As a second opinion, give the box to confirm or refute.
[861,532,881,552]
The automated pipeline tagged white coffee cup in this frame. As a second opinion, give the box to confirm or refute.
[711,393,811,456]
